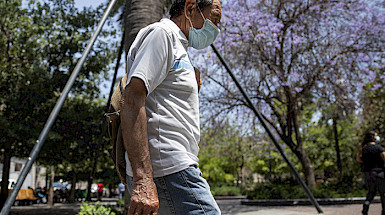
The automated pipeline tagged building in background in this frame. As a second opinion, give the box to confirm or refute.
[0,157,46,189]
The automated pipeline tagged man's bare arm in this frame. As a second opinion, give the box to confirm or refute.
[356,146,363,163]
[120,77,159,215]
[381,152,385,163]
[194,67,202,92]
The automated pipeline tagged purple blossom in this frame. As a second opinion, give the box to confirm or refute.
[293,36,303,46]
[190,0,385,126]
[361,55,371,63]
[274,41,280,48]
[356,82,364,89]
[294,87,303,93]
[371,84,382,91]
[288,72,300,82]
[309,5,321,12]
[367,71,376,82]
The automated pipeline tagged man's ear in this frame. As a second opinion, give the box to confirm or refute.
[184,0,197,19]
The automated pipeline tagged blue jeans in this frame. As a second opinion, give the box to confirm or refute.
[363,171,385,214]
[126,165,221,215]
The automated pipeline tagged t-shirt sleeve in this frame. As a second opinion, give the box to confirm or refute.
[126,26,174,95]
[377,145,385,153]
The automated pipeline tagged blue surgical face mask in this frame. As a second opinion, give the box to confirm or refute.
[188,8,220,50]
[376,136,381,143]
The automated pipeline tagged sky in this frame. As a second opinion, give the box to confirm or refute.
[74,0,106,9]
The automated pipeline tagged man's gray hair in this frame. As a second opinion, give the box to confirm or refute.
[170,0,213,19]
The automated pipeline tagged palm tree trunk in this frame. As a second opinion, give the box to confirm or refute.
[123,0,164,53]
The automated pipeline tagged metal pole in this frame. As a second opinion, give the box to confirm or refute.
[0,0,118,214]
[210,44,323,214]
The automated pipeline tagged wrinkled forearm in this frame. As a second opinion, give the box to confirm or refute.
[120,92,153,181]
[381,152,385,164]
[356,147,363,163]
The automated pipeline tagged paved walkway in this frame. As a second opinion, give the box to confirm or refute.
[8,198,382,215]
[219,199,381,215]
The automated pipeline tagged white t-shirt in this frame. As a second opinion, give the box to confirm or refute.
[124,18,200,177]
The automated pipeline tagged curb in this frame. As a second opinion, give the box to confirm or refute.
[215,196,247,200]
[241,196,380,206]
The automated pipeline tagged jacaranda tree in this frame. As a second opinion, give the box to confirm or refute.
[193,0,385,187]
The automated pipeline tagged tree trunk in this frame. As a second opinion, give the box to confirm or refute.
[47,166,54,207]
[0,142,12,209]
[291,102,316,188]
[293,147,316,188]
[240,154,245,186]
[86,174,93,201]
[333,117,342,176]
[69,169,77,203]
[124,0,164,52]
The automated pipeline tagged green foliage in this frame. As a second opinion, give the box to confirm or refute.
[360,68,385,143]
[0,0,119,197]
[116,198,125,207]
[77,202,116,215]
[302,115,362,178]
[0,0,117,155]
[247,179,366,199]
[211,185,242,197]
[199,121,256,185]
[199,105,364,193]
[247,145,293,181]
[247,184,307,199]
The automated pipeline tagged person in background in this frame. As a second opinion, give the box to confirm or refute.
[357,131,384,215]
[118,182,125,200]
[28,186,36,197]
[97,182,104,201]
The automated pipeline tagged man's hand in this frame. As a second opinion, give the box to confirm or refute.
[194,67,202,92]
[129,177,159,215]
[120,77,159,215]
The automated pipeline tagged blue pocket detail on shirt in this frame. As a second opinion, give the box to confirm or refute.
[171,58,194,71]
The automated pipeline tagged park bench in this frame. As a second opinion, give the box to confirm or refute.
[8,189,40,206]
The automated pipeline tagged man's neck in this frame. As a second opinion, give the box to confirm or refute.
[171,17,189,40]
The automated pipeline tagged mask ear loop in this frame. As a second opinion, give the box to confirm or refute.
[188,6,204,29]
[197,6,206,21]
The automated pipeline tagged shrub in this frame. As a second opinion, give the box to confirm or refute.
[116,198,125,207]
[246,182,367,199]
[211,185,242,196]
[77,202,116,215]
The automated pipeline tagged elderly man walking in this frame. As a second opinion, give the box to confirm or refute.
[120,0,222,214]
